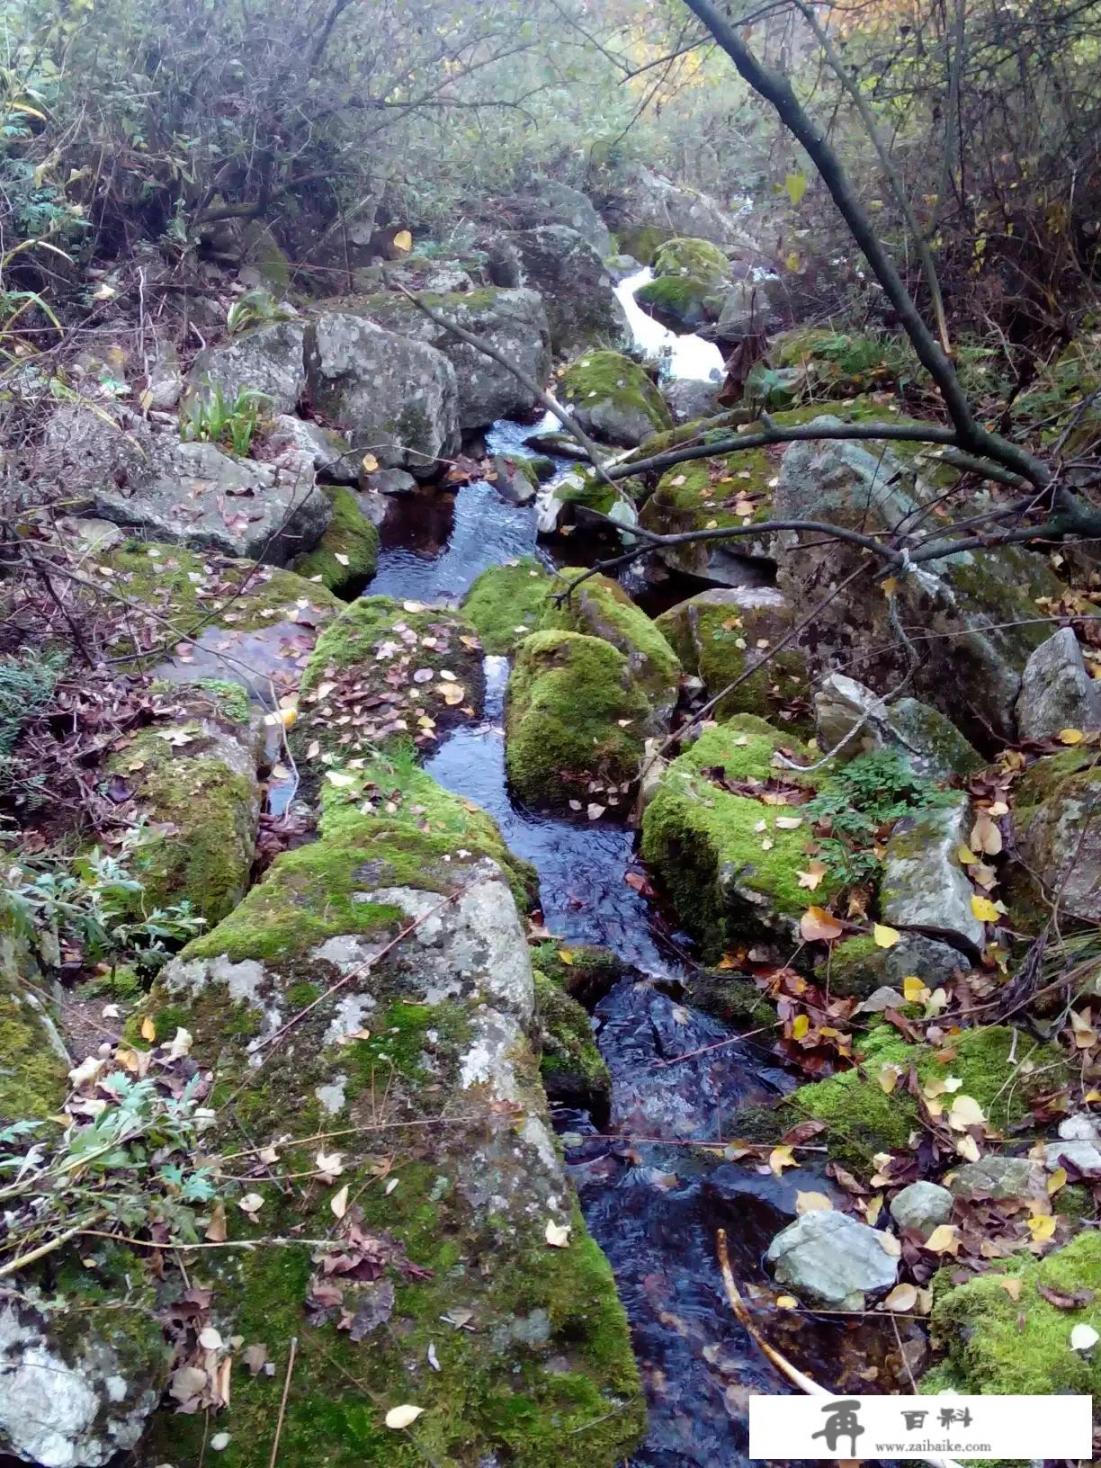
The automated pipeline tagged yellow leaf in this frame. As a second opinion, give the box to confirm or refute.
[791,1014,810,1041]
[957,844,978,865]
[1027,1214,1057,1244]
[873,923,901,949]
[361,452,380,474]
[992,1275,1022,1301]
[768,1145,798,1175]
[784,170,808,206]
[784,249,801,272]
[970,894,1001,923]
[948,1094,986,1130]
[863,1194,883,1226]
[924,1223,961,1255]
[392,229,413,254]
[795,1191,833,1213]
[1059,728,1085,745]
[557,949,575,966]
[385,1404,424,1430]
[140,1016,156,1042]
[903,975,930,1003]
[775,1294,799,1309]
[884,1282,917,1312]
[799,905,844,942]
[1047,1166,1068,1196]
[877,1063,903,1094]
[797,861,828,891]
[880,575,900,597]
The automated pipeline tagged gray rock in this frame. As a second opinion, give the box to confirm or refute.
[1060,1113,1101,1141]
[1017,627,1101,739]
[823,931,967,1001]
[0,1294,170,1468]
[815,673,983,780]
[948,1155,1046,1201]
[716,279,782,340]
[614,166,741,246]
[765,1210,898,1310]
[54,516,125,555]
[304,313,460,477]
[662,377,722,424]
[1044,1138,1101,1178]
[364,467,418,496]
[143,338,183,410]
[604,253,642,282]
[44,405,329,563]
[345,287,551,429]
[492,455,536,506]
[265,414,355,482]
[1012,749,1101,924]
[507,226,631,355]
[889,1180,953,1239]
[880,794,985,954]
[506,181,613,257]
[186,318,307,415]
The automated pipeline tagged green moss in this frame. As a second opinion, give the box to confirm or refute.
[765,327,917,400]
[533,969,610,1109]
[97,542,340,662]
[542,568,680,708]
[778,1024,1071,1170]
[533,942,624,1006]
[292,486,380,598]
[635,273,715,330]
[506,630,649,808]
[462,559,553,654]
[655,591,808,726]
[640,717,830,958]
[652,236,729,282]
[109,725,257,926]
[559,350,672,440]
[927,1232,1101,1396]
[615,224,671,265]
[191,678,252,724]
[0,976,68,1126]
[688,970,778,1030]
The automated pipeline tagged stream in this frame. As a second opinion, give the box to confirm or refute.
[357,272,909,1464]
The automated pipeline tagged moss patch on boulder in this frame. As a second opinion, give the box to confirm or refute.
[925,1231,1101,1396]
[0,968,69,1127]
[506,630,650,809]
[533,968,610,1112]
[292,486,379,597]
[558,350,672,447]
[462,558,553,654]
[640,716,832,958]
[652,237,729,282]
[761,328,917,404]
[634,272,717,332]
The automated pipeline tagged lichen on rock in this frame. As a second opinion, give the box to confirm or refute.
[558,350,672,447]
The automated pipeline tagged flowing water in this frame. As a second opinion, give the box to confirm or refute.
[360,275,908,1463]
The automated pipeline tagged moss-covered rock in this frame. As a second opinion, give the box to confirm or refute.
[462,558,553,654]
[558,350,672,447]
[652,236,729,282]
[816,932,966,1000]
[532,942,624,1007]
[760,1024,1071,1170]
[640,716,834,958]
[656,586,809,727]
[542,569,680,718]
[93,541,341,666]
[107,705,260,927]
[0,963,69,1128]
[506,630,651,809]
[634,272,718,332]
[1011,746,1101,925]
[292,486,380,598]
[138,795,645,1467]
[533,968,611,1112]
[757,328,917,406]
[925,1231,1101,1396]
[614,224,671,266]
[296,595,484,762]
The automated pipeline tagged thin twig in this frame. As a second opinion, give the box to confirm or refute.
[268,1336,298,1468]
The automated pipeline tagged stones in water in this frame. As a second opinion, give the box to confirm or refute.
[291,485,380,597]
[662,376,722,424]
[185,318,307,416]
[889,1180,954,1239]
[816,931,967,1001]
[558,349,672,447]
[634,236,730,333]
[1017,626,1101,739]
[462,558,553,655]
[765,1210,898,1310]
[304,313,460,476]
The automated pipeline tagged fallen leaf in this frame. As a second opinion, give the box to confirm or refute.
[903,975,930,1003]
[970,810,1003,856]
[948,1094,985,1130]
[795,1191,833,1213]
[1048,1166,1068,1196]
[1070,1323,1099,1351]
[140,1015,157,1042]
[238,1193,264,1216]
[883,1282,917,1312]
[799,906,844,942]
[993,1275,1022,1301]
[316,1149,344,1179]
[924,1223,961,1255]
[205,1202,227,1242]
[1059,728,1085,745]
[331,1184,350,1219]
[361,453,380,473]
[385,1404,424,1430]
[198,1326,223,1351]
[1027,1214,1057,1244]
[873,923,901,949]
[775,1294,799,1309]
[544,1220,571,1248]
[797,861,829,891]
[768,1144,798,1175]
[791,1014,810,1041]
[970,894,1001,923]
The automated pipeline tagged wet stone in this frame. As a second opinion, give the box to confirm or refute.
[766,1209,899,1310]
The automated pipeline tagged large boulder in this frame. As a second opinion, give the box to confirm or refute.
[656,586,810,726]
[330,288,551,429]
[506,227,630,355]
[1016,627,1101,739]
[304,313,460,477]
[766,1209,898,1310]
[0,962,68,1129]
[505,182,613,257]
[815,672,983,780]
[106,689,260,927]
[609,166,740,247]
[634,236,730,333]
[879,793,985,954]
[558,350,671,447]
[185,319,307,416]
[506,630,652,809]
[1011,747,1101,924]
[291,484,380,597]
[136,782,645,1466]
[44,405,330,564]
[462,558,554,655]
[773,422,1066,745]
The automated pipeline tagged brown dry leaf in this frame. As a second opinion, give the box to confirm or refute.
[439,682,466,706]
[970,809,1003,856]
[799,905,844,942]
[140,1015,157,1042]
[205,1202,227,1243]
[993,1275,1022,1301]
